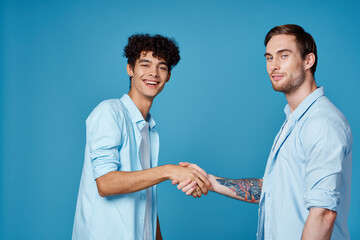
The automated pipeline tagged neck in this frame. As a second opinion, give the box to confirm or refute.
[285,75,317,112]
[128,91,153,120]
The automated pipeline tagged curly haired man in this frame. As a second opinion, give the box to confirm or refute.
[72,34,211,240]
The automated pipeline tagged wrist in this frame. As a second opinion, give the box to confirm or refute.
[208,174,218,191]
[162,164,176,181]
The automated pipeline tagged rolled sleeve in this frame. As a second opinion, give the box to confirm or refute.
[304,175,340,210]
[86,101,123,179]
[301,116,349,211]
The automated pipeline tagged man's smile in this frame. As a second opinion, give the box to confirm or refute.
[143,79,160,87]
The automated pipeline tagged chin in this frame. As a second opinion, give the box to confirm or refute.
[271,82,285,92]
[272,83,302,94]
[144,92,160,99]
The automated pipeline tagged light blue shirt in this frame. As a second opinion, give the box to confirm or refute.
[257,87,352,240]
[72,94,159,240]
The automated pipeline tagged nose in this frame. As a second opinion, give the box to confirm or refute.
[148,65,159,77]
[269,58,280,72]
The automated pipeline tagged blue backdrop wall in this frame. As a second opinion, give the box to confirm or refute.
[1,0,359,239]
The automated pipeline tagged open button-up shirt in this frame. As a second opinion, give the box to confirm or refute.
[257,87,352,240]
[73,94,159,240]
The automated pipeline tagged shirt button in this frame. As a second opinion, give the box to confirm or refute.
[140,195,145,200]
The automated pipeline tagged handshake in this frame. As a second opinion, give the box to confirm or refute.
[169,162,213,198]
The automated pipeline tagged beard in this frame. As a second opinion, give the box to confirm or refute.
[271,70,306,94]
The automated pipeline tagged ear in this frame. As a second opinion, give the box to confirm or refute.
[166,71,171,82]
[304,53,315,71]
[126,64,134,77]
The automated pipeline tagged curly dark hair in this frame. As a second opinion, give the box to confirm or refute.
[123,34,180,70]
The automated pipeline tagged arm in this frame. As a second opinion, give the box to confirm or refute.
[300,117,349,239]
[207,174,262,203]
[156,216,162,240]
[175,162,262,203]
[301,207,337,240]
[96,164,211,197]
[87,102,211,197]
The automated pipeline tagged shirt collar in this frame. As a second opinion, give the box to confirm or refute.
[284,86,325,121]
[120,94,157,129]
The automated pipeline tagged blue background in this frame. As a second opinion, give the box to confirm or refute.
[1,0,359,239]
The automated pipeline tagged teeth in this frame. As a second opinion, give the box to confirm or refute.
[145,81,158,85]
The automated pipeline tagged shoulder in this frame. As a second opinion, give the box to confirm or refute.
[300,96,352,147]
[303,96,350,132]
[86,98,127,124]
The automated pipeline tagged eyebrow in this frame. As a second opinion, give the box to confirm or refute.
[264,48,293,57]
[139,59,168,66]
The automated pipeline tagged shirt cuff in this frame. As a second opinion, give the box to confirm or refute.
[92,160,118,180]
[304,189,340,211]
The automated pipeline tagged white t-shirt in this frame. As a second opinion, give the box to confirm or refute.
[140,121,153,240]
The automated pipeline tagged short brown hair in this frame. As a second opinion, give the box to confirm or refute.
[264,24,317,76]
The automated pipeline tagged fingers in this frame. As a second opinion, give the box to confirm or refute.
[192,191,197,198]
[185,185,197,196]
[192,190,201,198]
[195,186,202,197]
[179,162,209,180]
[182,181,197,193]
[176,178,202,198]
[193,177,208,195]
[176,170,207,194]
[190,185,202,198]
[178,168,211,194]
[172,165,212,197]
[179,162,190,167]
[193,171,212,194]
[190,164,208,176]
[177,179,192,189]
[173,178,198,197]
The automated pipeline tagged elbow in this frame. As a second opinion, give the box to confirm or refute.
[98,189,108,197]
[324,209,337,226]
[311,207,337,227]
[96,177,110,197]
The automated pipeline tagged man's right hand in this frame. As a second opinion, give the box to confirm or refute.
[167,163,211,196]
[171,162,212,198]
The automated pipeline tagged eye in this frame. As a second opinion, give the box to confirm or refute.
[281,54,288,59]
[141,64,149,67]
[266,56,273,61]
[159,64,168,71]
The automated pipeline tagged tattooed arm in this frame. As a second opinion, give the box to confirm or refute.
[174,162,262,203]
[208,174,262,203]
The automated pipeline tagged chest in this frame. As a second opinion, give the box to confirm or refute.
[118,119,159,171]
[264,123,307,190]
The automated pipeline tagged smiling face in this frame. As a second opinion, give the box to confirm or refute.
[265,34,306,94]
[127,51,171,102]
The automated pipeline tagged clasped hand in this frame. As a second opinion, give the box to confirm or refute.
[172,162,212,198]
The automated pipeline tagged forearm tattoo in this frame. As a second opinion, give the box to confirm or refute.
[216,178,263,203]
